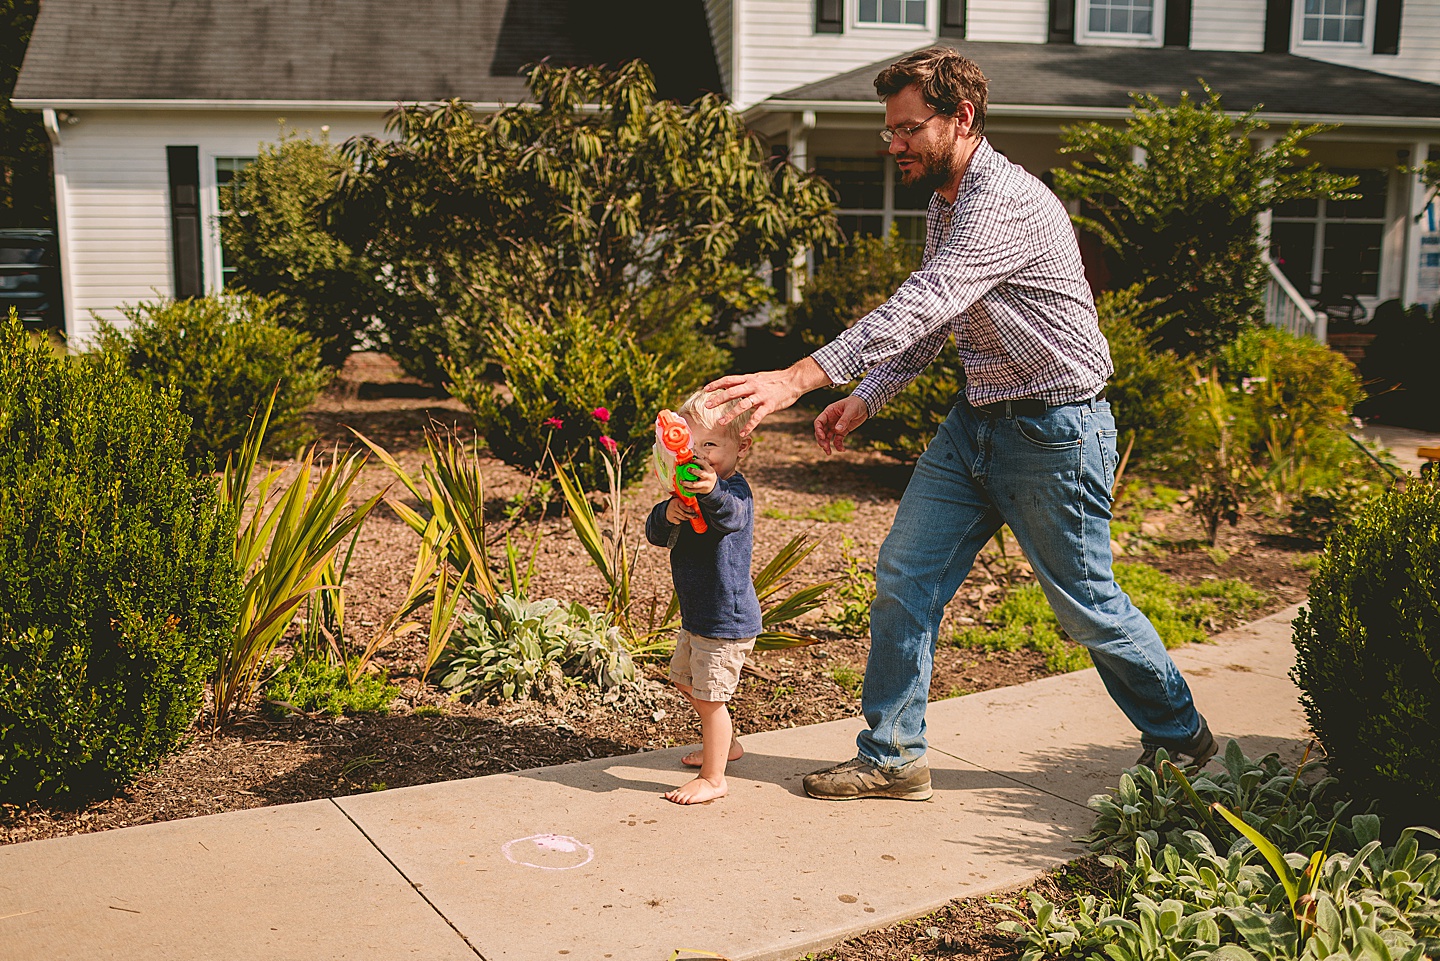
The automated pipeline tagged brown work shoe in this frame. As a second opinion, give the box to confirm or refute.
[1136,717,1219,773]
[802,756,933,801]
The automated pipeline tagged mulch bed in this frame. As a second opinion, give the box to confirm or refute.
[0,356,1318,959]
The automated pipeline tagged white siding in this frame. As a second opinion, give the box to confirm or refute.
[733,0,944,109]
[705,0,736,97]
[1292,0,1440,86]
[966,0,1048,44]
[1190,0,1266,51]
[50,110,386,345]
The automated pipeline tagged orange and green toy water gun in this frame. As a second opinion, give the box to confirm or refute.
[653,409,707,534]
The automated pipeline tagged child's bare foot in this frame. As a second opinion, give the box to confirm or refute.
[681,739,743,768]
[665,776,728,805]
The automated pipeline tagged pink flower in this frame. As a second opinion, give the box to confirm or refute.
[599,435,619,454]
[543,416,564,430]
[591,406,611,423]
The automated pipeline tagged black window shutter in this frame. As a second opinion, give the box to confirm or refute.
[940,0,966,37]
[1049,0,1075,43]
[816,0,843,33]
[166,146,203,300]
[1264,0,1292,52]
[1373,0,1402,55]
[1164,0,1192,45]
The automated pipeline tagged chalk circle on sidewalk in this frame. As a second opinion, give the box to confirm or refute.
[501,833,595,870]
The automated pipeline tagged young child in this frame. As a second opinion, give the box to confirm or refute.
[645,390,763,805]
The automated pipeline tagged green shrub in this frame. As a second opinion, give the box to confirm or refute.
[93,293,331,465]
[1292,476,1440,825]
[219,131,397,369]
[438,593,634,701]
[785,228,921,350]
[453,305,725,489]
[1096,285,1192,470]
[0,313,240,802]
[1357,299,1440,431]
[263,657,398,717]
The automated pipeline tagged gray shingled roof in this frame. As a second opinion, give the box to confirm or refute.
[767,40,1440,119]
[14,0,721,104]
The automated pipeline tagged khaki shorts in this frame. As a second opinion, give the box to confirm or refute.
[668,628,756,702]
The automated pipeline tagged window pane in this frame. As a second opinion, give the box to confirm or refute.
[1305,0,1320,13]
[1342,17,1362,41]
[1321,223,1382,296]
[893,215,927,249]
[1090,5,1108,30]
[1328,168,1388,220]
[1133,8,1151,33]
[859,0,878,21]
[816,157,885,210]
[1270,221,1318,293]
[1304,17,1321,39]
[882,0,901,22]
[1273,195,1318,218]
[1324,0,1341,15]
[905,0,926,24]
[1344,0,1363,14]
[838,214,885,242]
[1322,17,1340,41]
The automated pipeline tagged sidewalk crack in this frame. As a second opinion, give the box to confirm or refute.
[926,749,1093,811]
[330,798,487,960]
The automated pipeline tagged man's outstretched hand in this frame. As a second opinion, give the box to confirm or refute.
[704,357,831,437]
[814,395,868,454]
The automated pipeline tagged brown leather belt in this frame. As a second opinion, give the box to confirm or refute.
[972,388,1106,418]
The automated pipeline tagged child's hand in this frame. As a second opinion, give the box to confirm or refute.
[680,459,717,496]
[665,496,696,525]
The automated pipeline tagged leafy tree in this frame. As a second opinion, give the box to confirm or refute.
[220,131,396,368]
[336,59,837,384]
[0,0,52,227]
[1053,84,1354,356]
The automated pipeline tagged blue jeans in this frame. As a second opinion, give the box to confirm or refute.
[857,397,1203,770]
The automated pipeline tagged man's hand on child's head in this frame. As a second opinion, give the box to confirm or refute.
[665,496,697,525]
[681,460,717,497]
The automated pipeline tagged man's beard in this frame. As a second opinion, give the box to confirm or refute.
[898,141,959,192]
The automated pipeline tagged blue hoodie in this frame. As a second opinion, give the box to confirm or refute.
[645,472,764,640]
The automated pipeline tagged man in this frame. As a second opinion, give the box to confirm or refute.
[706,46,1215,802]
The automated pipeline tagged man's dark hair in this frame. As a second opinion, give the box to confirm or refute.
[874,46,988,138]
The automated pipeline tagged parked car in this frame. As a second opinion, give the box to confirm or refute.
[0,228,63,331]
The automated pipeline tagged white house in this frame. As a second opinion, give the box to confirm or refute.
[14,0,1440,344]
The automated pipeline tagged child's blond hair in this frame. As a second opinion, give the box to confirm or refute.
[676,389,754,441]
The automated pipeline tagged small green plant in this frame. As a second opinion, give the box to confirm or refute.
[92,292,330,465]
[438,594,634,701]
[951,564,1265,673]
[263,657,398,717]
[829,537,875,636]
[413,705,444,718]
[829,665,864,698]
[805,498,857,523]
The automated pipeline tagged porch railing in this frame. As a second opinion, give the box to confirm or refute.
[1261,251,1327,342]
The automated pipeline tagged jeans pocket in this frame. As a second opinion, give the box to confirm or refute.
[1013,407,1083,451]
[1098,428,1119,491]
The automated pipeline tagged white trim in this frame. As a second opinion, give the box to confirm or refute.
[41,109,77,342]
[748,99,1440,130]
[1292,0,1373,50]
[12,98,510,112]
[1402,141,1431,306]
[1076,0,1165,47]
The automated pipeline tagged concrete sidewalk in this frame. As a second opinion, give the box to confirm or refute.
[0,604,1312,961]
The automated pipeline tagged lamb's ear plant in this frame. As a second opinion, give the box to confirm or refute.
[214,396,382,726]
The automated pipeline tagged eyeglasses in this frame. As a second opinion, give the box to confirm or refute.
[880,112,941,144]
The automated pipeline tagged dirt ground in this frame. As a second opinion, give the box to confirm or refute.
[0,356,1317,958]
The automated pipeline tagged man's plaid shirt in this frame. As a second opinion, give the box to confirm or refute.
[810,138,1113,417]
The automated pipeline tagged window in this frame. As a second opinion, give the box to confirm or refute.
[815,156,927,249]
[1077,0,1162,44]
[815,0,843,34]
[857,0,926,27]
[1301,0,1365,43]
[1088,0,1154,34]
[1270,168,1388,300]
[214,157,254,290]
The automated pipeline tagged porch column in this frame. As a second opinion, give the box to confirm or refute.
[1255,134,1278,250]
[1401,141,1432,307]
[42,109,76,344]
[788,109,817,303]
